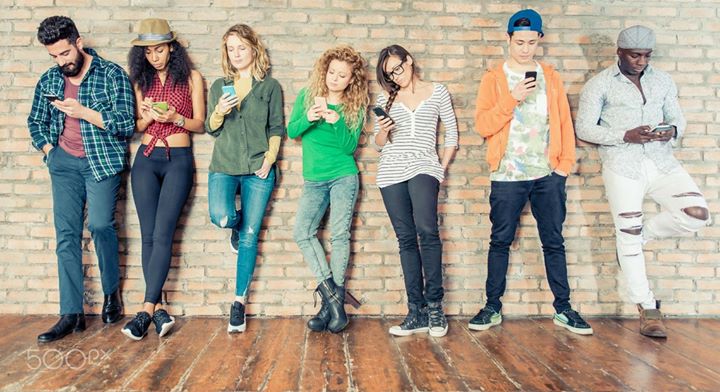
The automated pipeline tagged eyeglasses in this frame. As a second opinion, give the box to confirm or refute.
[384,61,405,81]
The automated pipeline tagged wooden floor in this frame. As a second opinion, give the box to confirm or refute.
[1,316,719,391]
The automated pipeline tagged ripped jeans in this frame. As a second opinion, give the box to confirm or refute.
[603,158,710,307]
[208,169,276,296]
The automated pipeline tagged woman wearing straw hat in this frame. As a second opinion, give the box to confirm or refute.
[122,18,205,340]
[205,24,284,333]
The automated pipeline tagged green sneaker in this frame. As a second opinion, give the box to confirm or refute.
[468,307,502,331]
[553,309,593,335]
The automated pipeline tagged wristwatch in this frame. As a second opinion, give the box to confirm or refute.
[174,115,185,128]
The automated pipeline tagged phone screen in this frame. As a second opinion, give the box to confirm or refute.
[221,85,236,97]
[524,71,537,82]
[372,106,393,123]
[43,94,59,102]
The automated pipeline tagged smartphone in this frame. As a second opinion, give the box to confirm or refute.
[524,71,538,83]
[221,85,236,97]
[314,96,327,112]
[152,101,168,112]
[43,93,59,102]
[372,106,394,123]
[652,124,674,133]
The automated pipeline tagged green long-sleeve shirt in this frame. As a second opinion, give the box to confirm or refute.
[287,88,364,181]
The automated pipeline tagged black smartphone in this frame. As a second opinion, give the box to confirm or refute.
[43,93,59,102]
[524,71,537,83]
[652,124,674,133]
[372,106,394,123]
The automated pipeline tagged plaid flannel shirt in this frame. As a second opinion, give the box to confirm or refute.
[27,48,135,181]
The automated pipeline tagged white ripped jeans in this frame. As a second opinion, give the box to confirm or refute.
[602,157,710,307]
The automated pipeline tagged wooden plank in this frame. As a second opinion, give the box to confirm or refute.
[464,319,569,391]
[124,318,222,391]
[346,319,412,391]
[69,316,180,390]
[0,316,106,390]
[666,318,720,341]
[234,318,304,391]
[616,319,720,372]
[529,318,685,391]
[298,324,350,391]
[387,319,467,391]
[181,317,263,391]
[503,319,628,391]
[0,316,58,367]
[593,319,720,391]
[261,318,307,391]
[435,320,520,391]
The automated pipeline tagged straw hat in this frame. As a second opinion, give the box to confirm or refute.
[131,18,177,46]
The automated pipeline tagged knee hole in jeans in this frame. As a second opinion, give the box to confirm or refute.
[619,225,643,236]
[618,211,643,219]
[672,192,703,198]
[682,206,709,221]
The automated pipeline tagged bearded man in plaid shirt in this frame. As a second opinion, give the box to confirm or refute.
[27,16,135,343]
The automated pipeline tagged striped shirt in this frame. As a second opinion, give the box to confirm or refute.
[27,48,135,182]
[373,83,459,188]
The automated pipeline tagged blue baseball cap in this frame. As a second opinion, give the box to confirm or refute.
[507,9,544,37]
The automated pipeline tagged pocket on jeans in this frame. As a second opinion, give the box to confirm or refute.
[45,146,57,168]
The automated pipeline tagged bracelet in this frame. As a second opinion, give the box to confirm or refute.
[174,116,185,128]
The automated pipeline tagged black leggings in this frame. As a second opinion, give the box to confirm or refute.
[131,145,194,304]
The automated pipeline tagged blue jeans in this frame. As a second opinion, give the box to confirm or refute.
[293,174,359,286]
[486,173,571,313]
[48,146,121,315]
[208,168,276,297]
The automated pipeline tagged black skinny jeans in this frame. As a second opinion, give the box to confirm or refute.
[131,145,194,304]
[486,173,571,313]
[380,174,443,306]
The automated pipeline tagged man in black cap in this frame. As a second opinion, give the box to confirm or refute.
[576,25,710,338]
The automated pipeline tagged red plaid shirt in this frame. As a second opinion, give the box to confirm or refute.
[144,73,192,157]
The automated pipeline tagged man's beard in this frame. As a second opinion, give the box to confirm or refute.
[60,50,85,77]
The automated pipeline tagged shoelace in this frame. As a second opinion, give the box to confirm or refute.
[563,310,584,325]
[428,309,445,326]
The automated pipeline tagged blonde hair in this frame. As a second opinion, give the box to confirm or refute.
[305,45,369,131]
[220,24,270,80]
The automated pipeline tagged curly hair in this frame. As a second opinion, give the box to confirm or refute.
[221,24,270,81]
[128,41,193,93]
[37,16,79,46]
[305,45,369,131]
[375,44,419,113]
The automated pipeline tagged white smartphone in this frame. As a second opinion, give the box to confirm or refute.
[314,96,327,112]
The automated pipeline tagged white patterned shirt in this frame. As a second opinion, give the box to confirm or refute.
[576,63,686,179]
[373,83,459,188]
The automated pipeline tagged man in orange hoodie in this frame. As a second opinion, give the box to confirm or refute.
[469,9,592,335]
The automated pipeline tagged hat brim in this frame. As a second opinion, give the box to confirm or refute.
[131,32,177,46]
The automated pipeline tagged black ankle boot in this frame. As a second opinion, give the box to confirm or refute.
[101,289,123,324]
[38,314,86,343]
[307,283,332,332]
[317,279,348,333]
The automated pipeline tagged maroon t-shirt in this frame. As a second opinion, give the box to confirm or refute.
[58,78,85,158]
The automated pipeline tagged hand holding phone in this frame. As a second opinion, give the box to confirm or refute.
[524,71,537,83]
[372,106,393,123]
[152,101,168,113]
[222,85,236,97]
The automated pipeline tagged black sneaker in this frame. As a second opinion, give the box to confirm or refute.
[121,311,152,341]
[152,309,175,338]
[468,306,502,331]
[553,309,593,335]
[389,303,428,336]
[230,227,239,254]
[427,302,448,337]
[228,301,246,333]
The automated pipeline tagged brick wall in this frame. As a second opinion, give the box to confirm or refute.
[1,0,718,317]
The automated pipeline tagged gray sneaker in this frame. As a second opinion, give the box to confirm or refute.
[427,302,448,337]
[389,303,429,336]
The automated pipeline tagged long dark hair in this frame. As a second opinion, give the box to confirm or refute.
[375,44,419,112]
[128,40,193,93]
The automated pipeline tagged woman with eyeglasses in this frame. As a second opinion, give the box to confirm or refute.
[373,45,458,337]
[288,45,369,333]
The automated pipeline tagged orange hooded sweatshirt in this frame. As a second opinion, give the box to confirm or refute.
[474,62,576,175]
